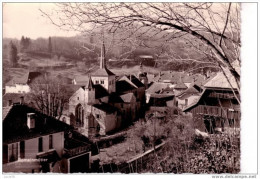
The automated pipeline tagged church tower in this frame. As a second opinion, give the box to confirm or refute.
[85,76,95,104]
[91,32,116,94]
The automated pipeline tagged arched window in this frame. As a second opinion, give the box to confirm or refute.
[75,104,84,127]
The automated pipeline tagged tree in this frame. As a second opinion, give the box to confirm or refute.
[48,36,52,57]
[9,41,18,67]
[41,3,241,101]
[20,36,31,53]
[29,75,69,119]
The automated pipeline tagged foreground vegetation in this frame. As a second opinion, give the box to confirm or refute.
[92,108,240,173]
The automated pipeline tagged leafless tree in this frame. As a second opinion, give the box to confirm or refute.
[41,2,241,101]
[29,75,69,119]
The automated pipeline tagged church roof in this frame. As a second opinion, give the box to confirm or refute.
[116,80,136,94]
[174,82,188,89]
[128,75,144,88]
[120,93,135,103]
[85,77,94,89]
[94,84,109,99]
[91,67,115,77]
[92,103,117,114]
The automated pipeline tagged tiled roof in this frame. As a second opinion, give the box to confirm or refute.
[2,106,12,120]
[108,93,124,103]
[203,70,239,89]
[64,84,83,97]
[174,82,187,89]
[176,86,200,97]
[3,104,72,144]
[150,93,174,99]
[116,80,136,94]
[5,71,42,86]
[3,93,31,107]
[146,82,169,94]
[74,75,89,85]
[160,86,174,94]
[128,75,144,88]
[120,93,135,103]
[92,103,117,114]
[91,67,115,76]
[94,84,109,99]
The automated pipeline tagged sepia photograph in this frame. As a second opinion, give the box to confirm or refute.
[1,1,258,177]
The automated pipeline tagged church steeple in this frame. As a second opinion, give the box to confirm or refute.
[100,31,106,69]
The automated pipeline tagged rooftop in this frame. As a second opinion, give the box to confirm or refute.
[203,69,239,89]
[116,80,136,94]
[93,103,117,114]
[91,67,115,77]
[146,82,169,94]
[174,82,188,89]
[5,71,42,86]
[120,93,135,103]
[3,104,73,144]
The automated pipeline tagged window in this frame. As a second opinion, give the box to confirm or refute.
[95,80,99,84]
[9,143,18,162]
[77,97,79,100]
[96,114,100,119]
[38,137,43,152]
[20,141,25,159]
[101,80,104,84]
[185,99,188,106]
[49,135,53,149]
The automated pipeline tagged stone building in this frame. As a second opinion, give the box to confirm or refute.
[68,43,145,137]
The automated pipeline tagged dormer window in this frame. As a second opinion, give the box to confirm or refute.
[27,113,35,129]
[101,80,104,84]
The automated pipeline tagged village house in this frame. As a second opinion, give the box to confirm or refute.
[183,67,240,133]
[176,84,202,110]
[145,82,177,109]
[5,71,42,94]
[68,43,146,137]
[152,70,208,88]
[3,104,92,173]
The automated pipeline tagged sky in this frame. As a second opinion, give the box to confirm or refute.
[3,3,78,39]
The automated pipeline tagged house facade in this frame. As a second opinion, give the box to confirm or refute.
[183,69,240,133]
[3,104,92,173]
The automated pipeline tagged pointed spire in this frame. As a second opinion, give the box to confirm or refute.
[86,76,94,90]
[100,29,106,69]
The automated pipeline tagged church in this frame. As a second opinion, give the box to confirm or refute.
[68,42,147,137]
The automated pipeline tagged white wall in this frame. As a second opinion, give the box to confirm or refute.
[5,84,30,93]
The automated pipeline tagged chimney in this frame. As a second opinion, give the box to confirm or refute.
[8,100,12,106]
[204,74,207,80]
[27,113,36,129]
[20,96,24,104]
